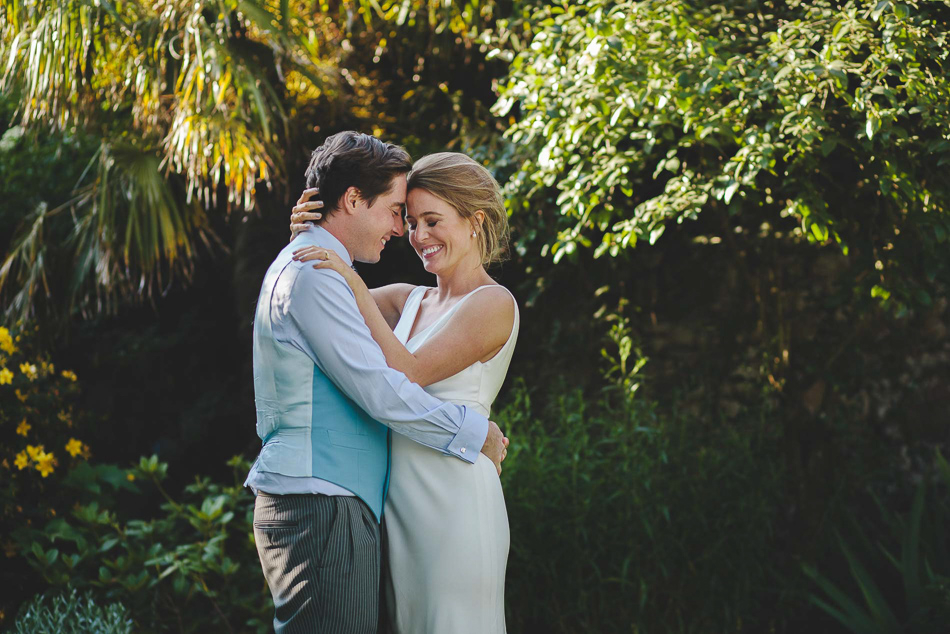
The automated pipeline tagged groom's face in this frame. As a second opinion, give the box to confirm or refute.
[352,174,408,263]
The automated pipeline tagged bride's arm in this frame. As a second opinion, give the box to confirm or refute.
[403,289,515,386]
[293,247,514,387]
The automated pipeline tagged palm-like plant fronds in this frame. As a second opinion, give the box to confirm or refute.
[1,0,301,208]
[0,138,216,322]
[0,0,501,321]
[0,0,338,320]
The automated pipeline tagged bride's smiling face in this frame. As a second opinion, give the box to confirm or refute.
[406,188,480,275]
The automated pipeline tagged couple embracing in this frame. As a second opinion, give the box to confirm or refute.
[245,131,519,633]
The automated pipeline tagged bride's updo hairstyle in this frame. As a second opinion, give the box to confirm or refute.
[407,152,510,266]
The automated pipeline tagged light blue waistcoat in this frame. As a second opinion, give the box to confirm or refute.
[247,243,390,520]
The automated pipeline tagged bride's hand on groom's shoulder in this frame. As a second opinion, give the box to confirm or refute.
[481,421,509,476]
[292,246,354,281]
[289,187,325,240]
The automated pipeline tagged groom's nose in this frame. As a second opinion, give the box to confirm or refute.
[392,213,405,237]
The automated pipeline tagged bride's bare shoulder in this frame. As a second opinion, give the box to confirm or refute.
[459,285,517,327]
[474,284,517,307]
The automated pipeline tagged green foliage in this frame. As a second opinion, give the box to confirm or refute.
[496,0,950,309]
[805,453,950,633]
[13,455,270,633]
[495,325,786,632]
[0,0,522,324]
[0,323,114,547]
[12,589,132,634]
[0,0,336,320]
[0,100,100,323]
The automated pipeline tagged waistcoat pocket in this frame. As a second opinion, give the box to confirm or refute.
[327,429,372,451]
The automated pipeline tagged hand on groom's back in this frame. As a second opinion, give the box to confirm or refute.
[481,421,509,475]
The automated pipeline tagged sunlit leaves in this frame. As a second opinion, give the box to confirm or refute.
[0,0,338,318]
[1,0,305,208]
[496,0,950,308]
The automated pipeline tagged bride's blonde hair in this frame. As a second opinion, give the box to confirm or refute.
[407,153,510,266]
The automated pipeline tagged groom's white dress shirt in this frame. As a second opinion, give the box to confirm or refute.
[246,226,488,497]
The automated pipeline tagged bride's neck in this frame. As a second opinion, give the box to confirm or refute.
[435,260,491,300]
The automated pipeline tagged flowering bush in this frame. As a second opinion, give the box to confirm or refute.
[0,324,92,577]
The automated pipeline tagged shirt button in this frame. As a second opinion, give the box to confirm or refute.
[460,448,466,453]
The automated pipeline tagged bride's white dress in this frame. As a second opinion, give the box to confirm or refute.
[384,284,519,634]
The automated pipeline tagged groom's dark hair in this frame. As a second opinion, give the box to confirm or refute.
[304,131,412,220]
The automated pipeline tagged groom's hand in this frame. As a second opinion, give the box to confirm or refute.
[481,421,509,475]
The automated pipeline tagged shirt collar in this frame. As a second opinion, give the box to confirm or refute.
[311,225,354,268]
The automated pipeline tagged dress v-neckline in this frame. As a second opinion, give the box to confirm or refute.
[401,285,498,345]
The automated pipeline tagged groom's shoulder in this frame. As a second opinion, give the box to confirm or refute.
[268,246,349,303]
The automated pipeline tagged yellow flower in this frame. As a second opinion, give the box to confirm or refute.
[0,327,15,355]
[35,451,55,477]
[14,451,29,470]
[40,361,54,376]
[19,363,37,381]
[0,368,12,385]
[126,473,136,482]
[26,444,43,461]
[16,420,31,437]
[14,389,27,402]
[61,370,77,382]
[65,438,84,457]
[58,410,72,426]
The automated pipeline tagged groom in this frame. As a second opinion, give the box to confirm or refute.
[245,130,508,633]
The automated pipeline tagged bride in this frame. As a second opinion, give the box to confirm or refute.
[289,151,518,633]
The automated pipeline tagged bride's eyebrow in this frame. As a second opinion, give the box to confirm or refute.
[406,211,442,221]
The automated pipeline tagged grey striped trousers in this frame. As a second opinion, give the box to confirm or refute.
[254,493,381,633]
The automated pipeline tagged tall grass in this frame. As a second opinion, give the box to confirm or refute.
[497,335,787,632]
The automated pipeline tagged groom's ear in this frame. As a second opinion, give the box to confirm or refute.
[340,186,361,215]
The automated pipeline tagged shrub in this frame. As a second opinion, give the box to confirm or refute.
[0,324,93,524]
[495,0,950,311]
[13,455,271,633]
[0,322,116,625]
[12,589,132,634]
[496,323,787,633]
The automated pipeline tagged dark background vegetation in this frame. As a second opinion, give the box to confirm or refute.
[1,0,949,632]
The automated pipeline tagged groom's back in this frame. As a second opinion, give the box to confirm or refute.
[246,233,390,518]
[251,242,314,452]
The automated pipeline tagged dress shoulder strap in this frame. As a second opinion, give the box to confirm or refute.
[393,286,428,343]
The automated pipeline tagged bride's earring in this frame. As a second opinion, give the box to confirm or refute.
[471,230,477,238]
